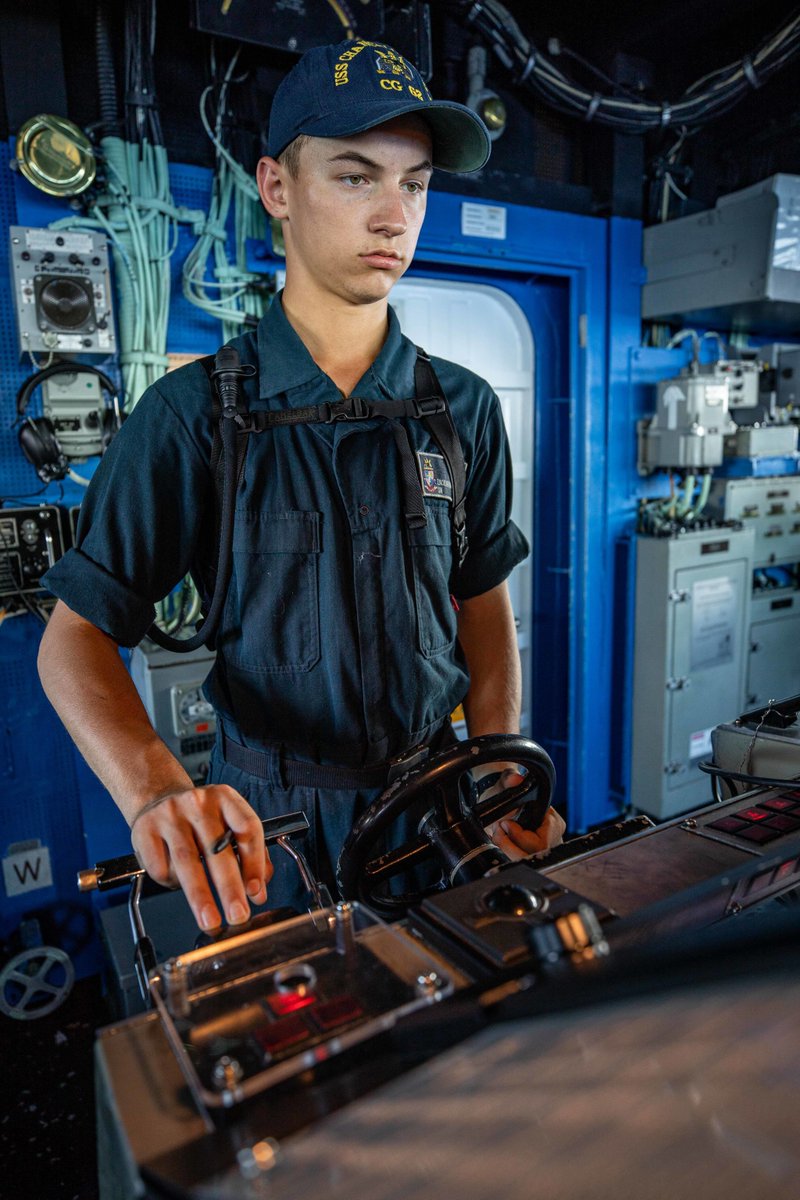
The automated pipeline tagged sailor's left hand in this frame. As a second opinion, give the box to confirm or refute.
[483,768,566,860]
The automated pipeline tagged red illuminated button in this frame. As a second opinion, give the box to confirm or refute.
[760,796,798,813]
[737,825,781,844]
[267,990,317,1017]
[764,814,800,833]
[736,807,771,822]
[254,1014,309,1054]
[782,790,800,801]
[707,816,749,833]
[310,996,365,1032]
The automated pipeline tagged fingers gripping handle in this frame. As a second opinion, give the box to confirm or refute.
[77,811,310,893]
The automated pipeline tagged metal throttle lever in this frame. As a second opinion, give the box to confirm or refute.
[77,811,311,893]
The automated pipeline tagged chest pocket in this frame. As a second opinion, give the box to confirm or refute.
[407,501,457,658]
[224,510,321,674]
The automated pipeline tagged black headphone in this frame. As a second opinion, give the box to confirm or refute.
[16,361,122,483]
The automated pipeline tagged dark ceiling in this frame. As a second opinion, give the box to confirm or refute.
[0,0,798,221]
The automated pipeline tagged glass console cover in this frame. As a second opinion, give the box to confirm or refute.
[150,902,453,1110]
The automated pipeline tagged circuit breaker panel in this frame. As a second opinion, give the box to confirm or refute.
[631,526,755,819]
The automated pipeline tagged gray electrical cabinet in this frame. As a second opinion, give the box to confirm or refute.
[631,526,754,819]
[642,174,800,334]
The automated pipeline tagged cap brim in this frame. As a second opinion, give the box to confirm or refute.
[300,98,491,174]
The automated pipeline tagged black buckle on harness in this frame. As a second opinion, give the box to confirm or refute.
[386,743,430,784]
[412,395,446,418]
[326,396,372,423]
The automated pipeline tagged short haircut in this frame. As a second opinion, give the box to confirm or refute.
[277,135,311,179]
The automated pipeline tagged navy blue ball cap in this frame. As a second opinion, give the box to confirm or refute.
[268,39,491,174]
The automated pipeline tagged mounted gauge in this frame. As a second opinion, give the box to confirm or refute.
[15,114,96,198]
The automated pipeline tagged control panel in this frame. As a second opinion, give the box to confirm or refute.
[9,226,115,357]
[0,506,64,612]
[708,476,800,566]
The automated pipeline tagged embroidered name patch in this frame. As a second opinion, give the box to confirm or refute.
[417,451,452,503]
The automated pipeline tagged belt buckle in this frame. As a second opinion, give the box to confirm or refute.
[386,744,429,784]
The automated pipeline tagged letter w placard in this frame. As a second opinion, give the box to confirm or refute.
[2,841,53,897]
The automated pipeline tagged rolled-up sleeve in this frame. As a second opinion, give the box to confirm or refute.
[42,372,213,646]
[450,390,529,600]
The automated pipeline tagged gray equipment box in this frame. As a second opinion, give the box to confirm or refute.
[9,225,115,357]
[712,716,800,792]
[631,526,754,819]
[129,640,217,784]
[707,475,800,566]
[642,174,800,334]
[725,425,798,458]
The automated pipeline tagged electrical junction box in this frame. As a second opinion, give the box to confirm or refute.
[631,526,754,819]
[9,225,115,357]
[129,641,217,785]
[637,371,736,473]
[642,174,800,334]
[712,360,761,415]
[707,476,800,566]
[725,425,798,458]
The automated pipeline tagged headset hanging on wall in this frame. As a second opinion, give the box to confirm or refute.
[15,361,123,484]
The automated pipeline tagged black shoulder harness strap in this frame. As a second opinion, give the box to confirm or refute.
[204,347,469,567]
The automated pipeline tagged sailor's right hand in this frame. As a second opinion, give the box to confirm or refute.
[129,784,273,932]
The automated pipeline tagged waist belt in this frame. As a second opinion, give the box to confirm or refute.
[219,727,439,790]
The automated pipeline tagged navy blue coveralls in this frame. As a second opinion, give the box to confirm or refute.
[44,294,529,909]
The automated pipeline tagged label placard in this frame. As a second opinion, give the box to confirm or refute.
[691,576,737,671]
[461,203,507,241]
[2,841,53,897]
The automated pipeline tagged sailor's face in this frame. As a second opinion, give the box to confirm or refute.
[263,117,433,306]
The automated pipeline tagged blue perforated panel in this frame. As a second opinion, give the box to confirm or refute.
[0,150,229,972]
[0,619,101,976]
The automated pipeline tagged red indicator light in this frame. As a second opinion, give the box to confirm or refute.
[254,1014,309,1054]
[776,859,798,881]
[737,808,770,822]
[195,722,209,733]
[761,797,797,812]
[765,814,800,833]
[738,825,781,844]
[311,996,365,1032]
[708,816,748,833]
[267,990,317,1017]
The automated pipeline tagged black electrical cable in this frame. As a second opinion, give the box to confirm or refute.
[454,0,800,134]
[95,2,121,136]
[124,0,163,147]
[697,760,800,791]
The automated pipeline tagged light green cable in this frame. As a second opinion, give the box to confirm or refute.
[686,473,712,521]
[675,474,696,518]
